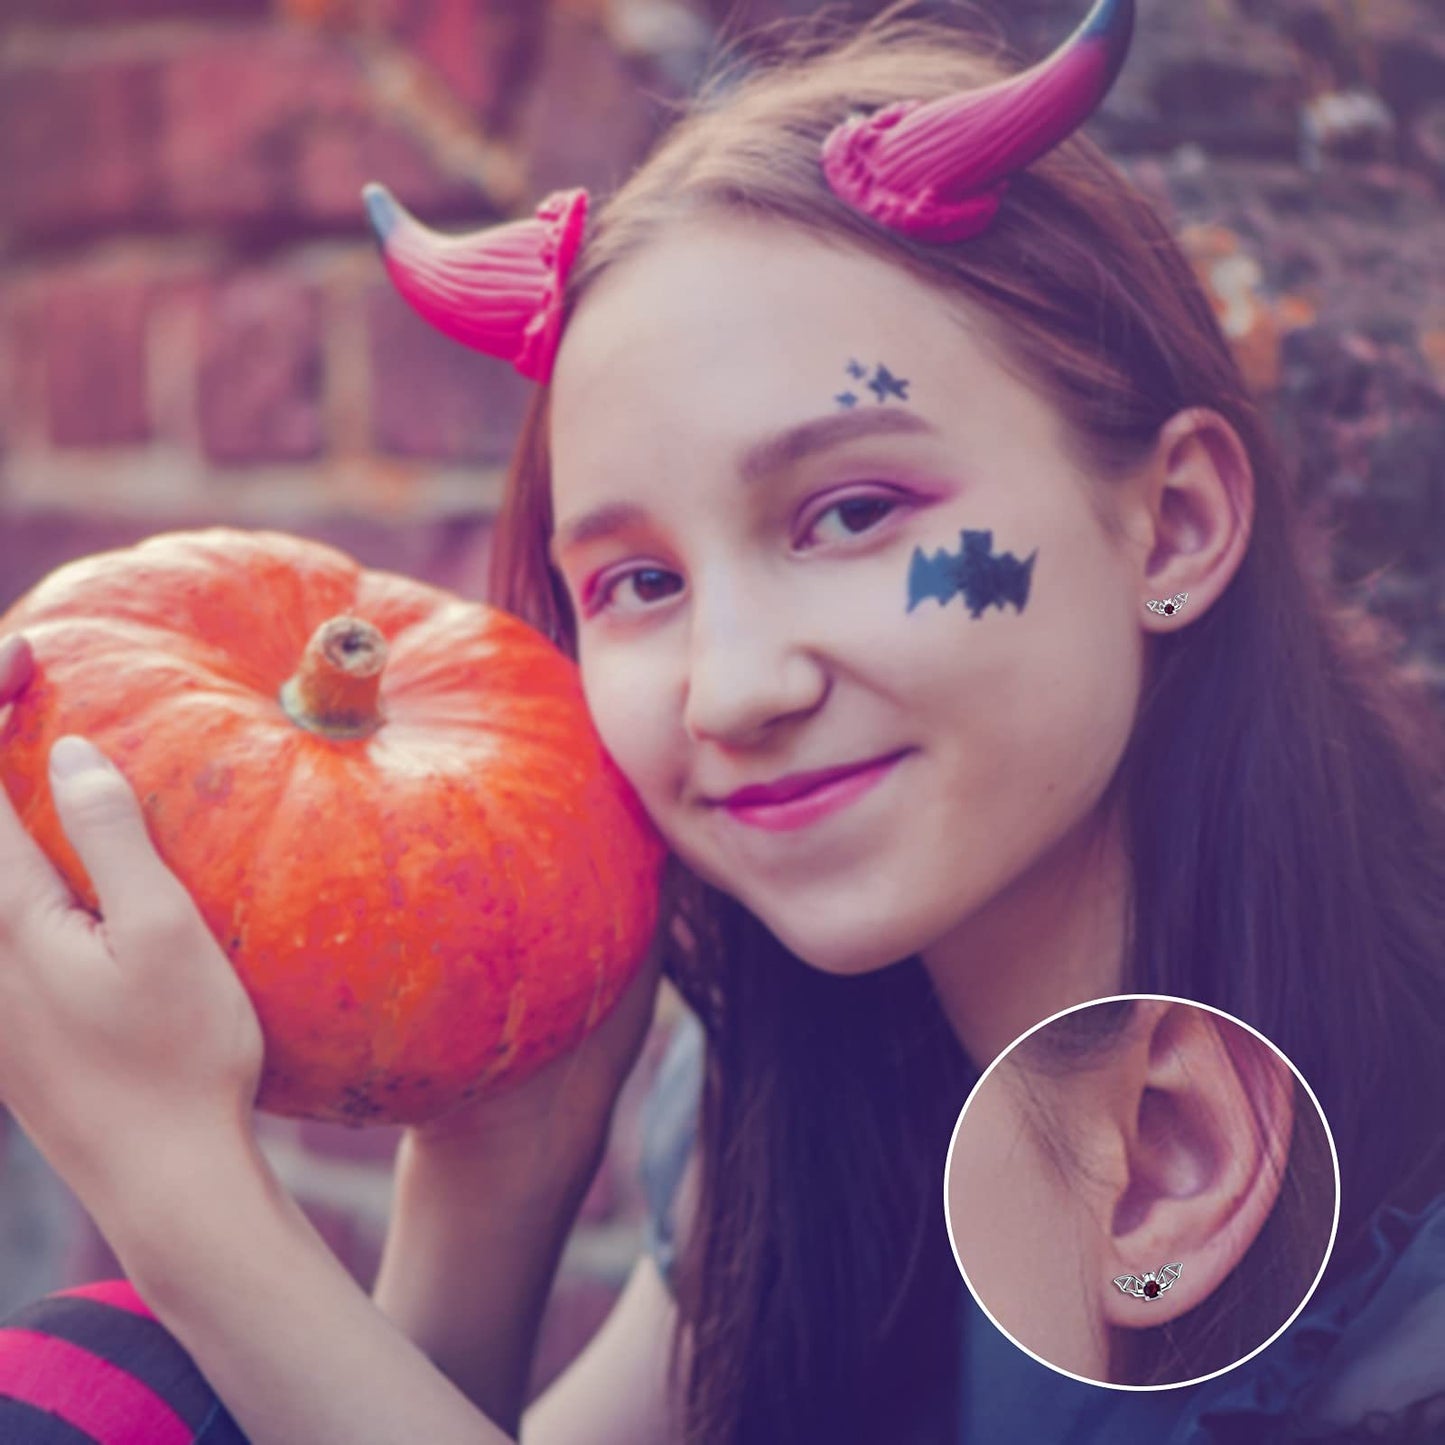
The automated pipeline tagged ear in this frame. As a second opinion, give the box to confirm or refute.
[1127,406,1256,628]
[1099,1002,1295,1328]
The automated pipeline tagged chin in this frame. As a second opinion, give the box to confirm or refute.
[676,847,935,973]
[767,914,922,977]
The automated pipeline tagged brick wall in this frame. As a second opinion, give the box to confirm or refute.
[0,0,688,528]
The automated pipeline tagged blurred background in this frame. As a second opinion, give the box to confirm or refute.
[1,0,1442,1404]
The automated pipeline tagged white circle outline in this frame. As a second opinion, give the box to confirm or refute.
[941,991,1343,1392]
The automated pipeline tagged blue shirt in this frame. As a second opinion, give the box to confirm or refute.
[639,1010,1445,1442]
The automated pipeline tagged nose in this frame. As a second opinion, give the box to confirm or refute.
[681,578,828,746]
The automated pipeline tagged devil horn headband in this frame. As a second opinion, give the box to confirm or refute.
[821,0,1134,241]
[361,183,587,383]
[362,0,1133,381]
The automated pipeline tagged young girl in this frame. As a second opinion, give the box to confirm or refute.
[1,1,1443,1441]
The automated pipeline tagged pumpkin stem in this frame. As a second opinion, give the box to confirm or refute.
[280,617,387,739]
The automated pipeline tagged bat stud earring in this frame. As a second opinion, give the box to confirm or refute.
[1145,591,1189,618]
[1114,1262,1182,1301]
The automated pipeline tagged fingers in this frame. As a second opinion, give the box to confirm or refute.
[0,634,35,705]
[0,681,73,924]
[47,738,199,957]
[0,811,70,930]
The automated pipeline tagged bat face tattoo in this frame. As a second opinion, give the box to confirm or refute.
[907,529,1038,619]
[835,357,911,409]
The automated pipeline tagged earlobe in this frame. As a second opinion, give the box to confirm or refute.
[1134,406,1256,625]
[1099,1004,1295,1328]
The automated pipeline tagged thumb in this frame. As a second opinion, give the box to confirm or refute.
[49,737,185,925]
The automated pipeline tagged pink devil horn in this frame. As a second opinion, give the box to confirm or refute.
[362,183,588,384]
[822,0,1134,243]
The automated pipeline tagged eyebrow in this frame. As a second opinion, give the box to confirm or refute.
[548,407,938,564]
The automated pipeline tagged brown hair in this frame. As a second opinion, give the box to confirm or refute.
[487,7,1445,1440]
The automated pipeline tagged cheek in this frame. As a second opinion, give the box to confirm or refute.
[579,651,676,799]
[891,537,1139,776]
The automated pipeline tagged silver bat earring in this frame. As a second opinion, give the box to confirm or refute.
[1145,591,1189,618]
[1114,1262,1182,1301]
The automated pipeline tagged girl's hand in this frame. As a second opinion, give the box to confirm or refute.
[0,632,265,1225]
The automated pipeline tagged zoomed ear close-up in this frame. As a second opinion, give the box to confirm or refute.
[945,995,1339,1392]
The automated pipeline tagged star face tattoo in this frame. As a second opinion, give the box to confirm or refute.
[906,529,1037,618]
[836,357,911,409]
[867,363,909,402]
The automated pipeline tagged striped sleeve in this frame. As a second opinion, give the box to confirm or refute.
[0,1280,248,1444]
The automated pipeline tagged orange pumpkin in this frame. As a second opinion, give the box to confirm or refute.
[0,528,666,1127]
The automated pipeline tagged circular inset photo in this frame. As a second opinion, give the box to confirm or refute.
[944,995,1339,1390]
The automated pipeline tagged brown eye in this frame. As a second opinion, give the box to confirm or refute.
[837,497,895,533]
[629,568,680,602]
[590,566,683,616]
[802,493,902,547]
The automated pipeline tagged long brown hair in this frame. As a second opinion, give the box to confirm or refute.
[487,7,1445,1440]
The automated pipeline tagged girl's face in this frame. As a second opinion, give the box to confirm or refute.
[548,216,1146,978]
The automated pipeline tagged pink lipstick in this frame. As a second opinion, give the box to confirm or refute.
[720,750,909,832]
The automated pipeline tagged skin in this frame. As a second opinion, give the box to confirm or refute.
[549,212,1255,1070]
[948,1044,1105,1375]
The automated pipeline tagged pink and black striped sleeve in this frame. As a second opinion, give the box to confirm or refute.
[0,1280,248,1444]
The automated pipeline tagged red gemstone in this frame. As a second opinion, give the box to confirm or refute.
[1143,1279,1160,1298]
[1163,604,1174,615]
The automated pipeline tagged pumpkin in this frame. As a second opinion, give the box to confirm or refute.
[0,528,666,1127]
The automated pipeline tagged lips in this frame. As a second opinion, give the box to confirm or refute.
[716,750,910,808]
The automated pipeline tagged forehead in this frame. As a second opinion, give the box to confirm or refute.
[560,215,949,358]
[548,216,1012,484]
